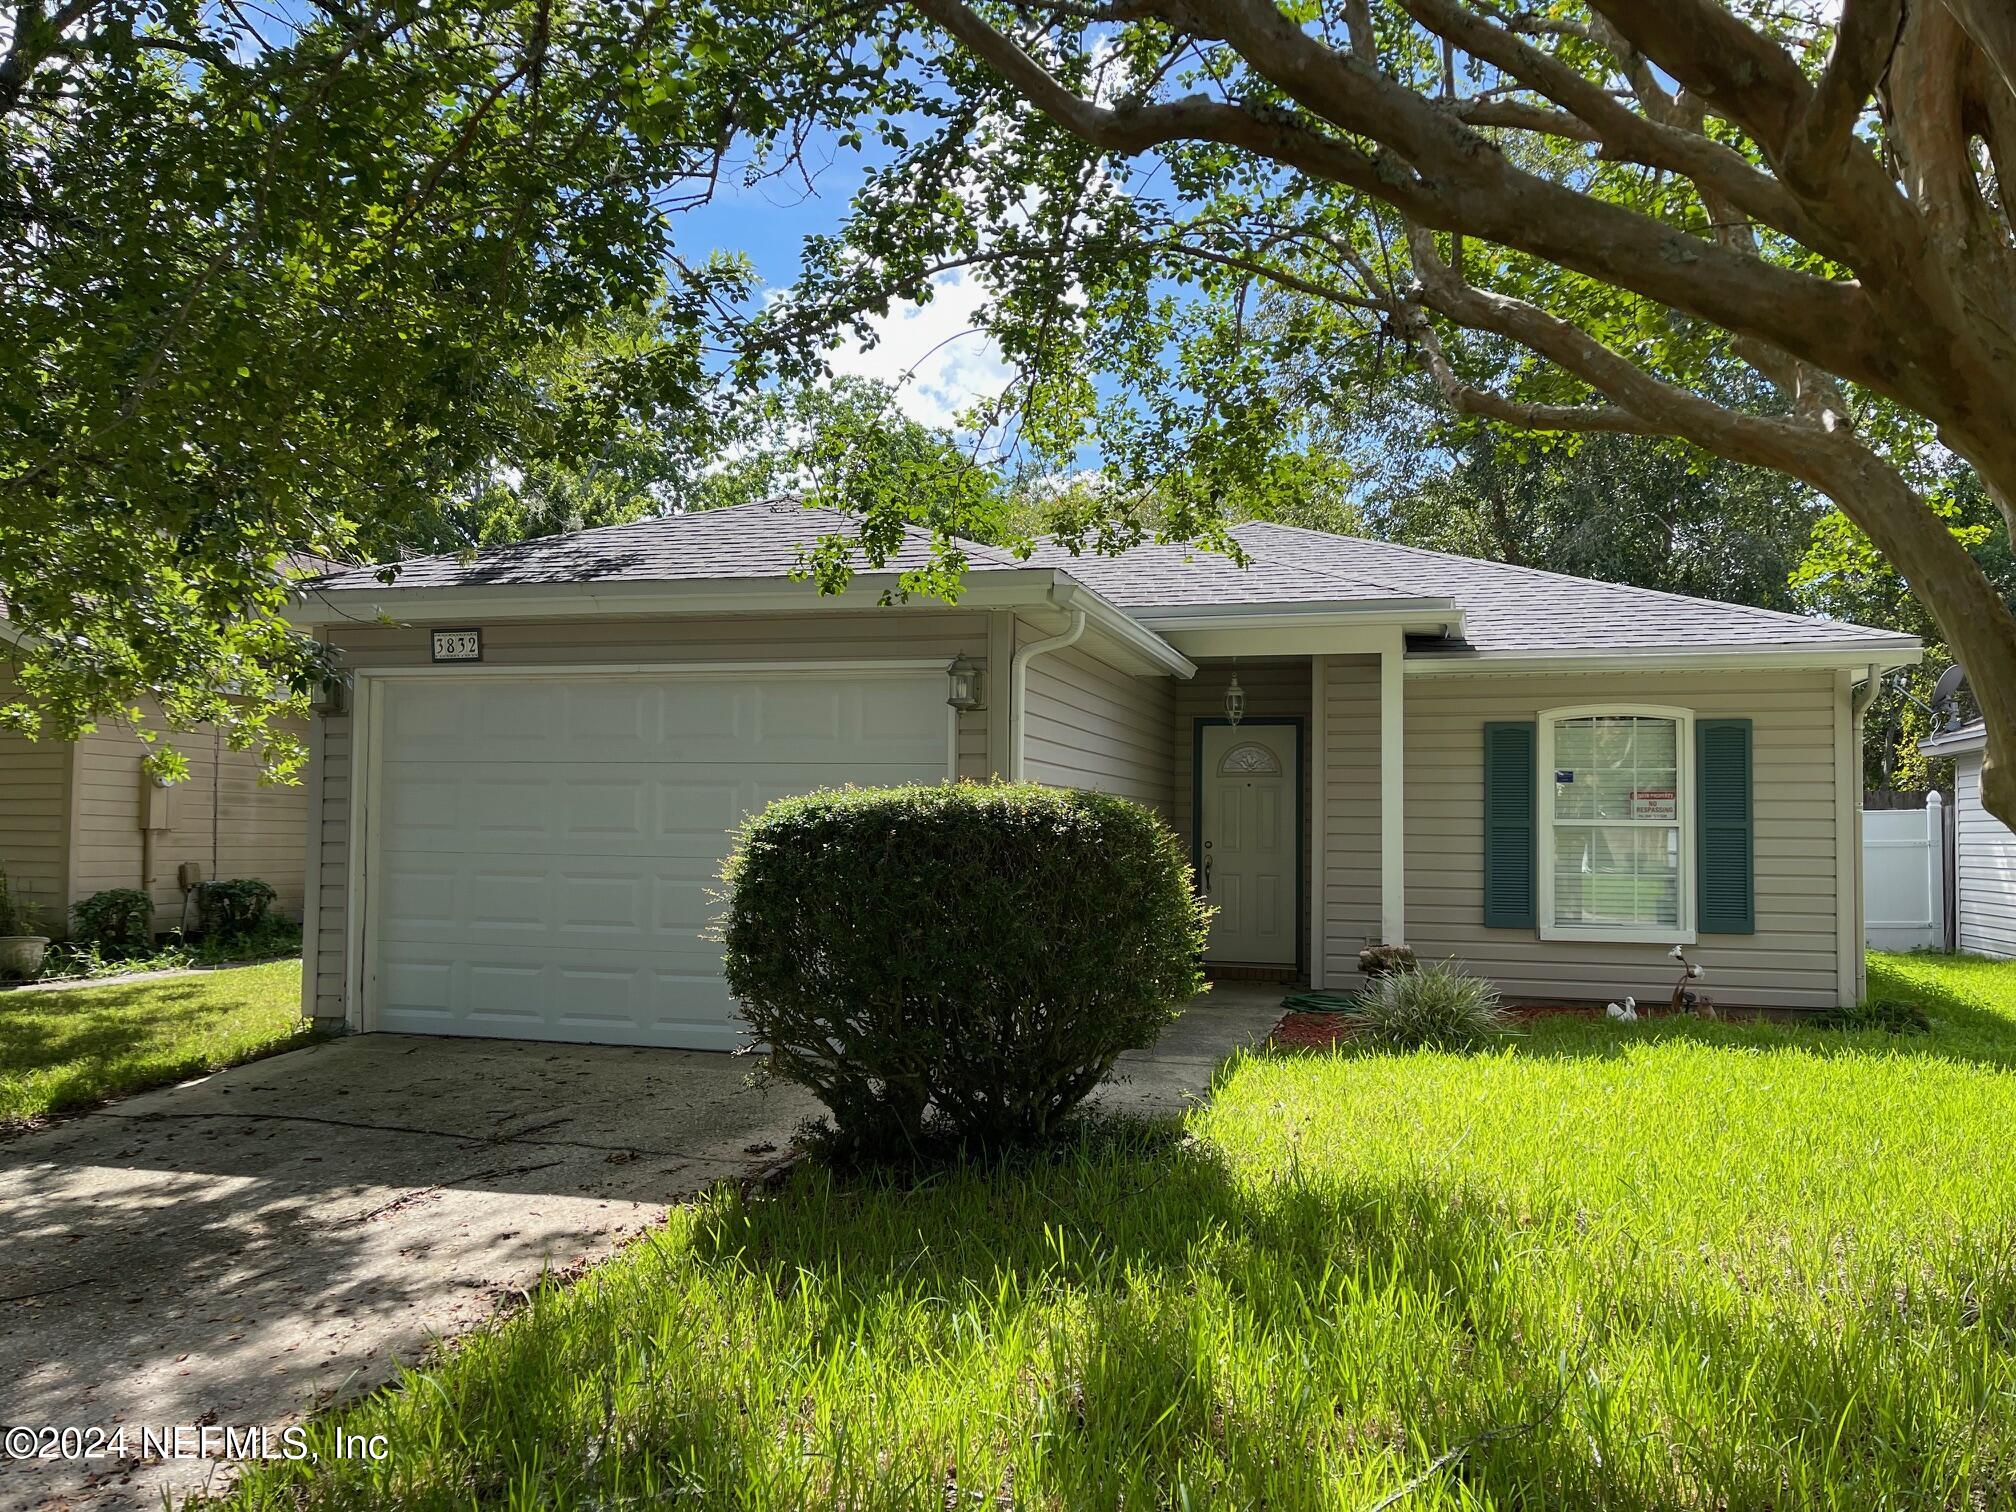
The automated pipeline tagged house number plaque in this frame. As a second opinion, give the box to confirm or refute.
[429,628,482,663]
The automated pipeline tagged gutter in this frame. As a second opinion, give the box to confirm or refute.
[1405,638,1922,676]
[282,567,1072,629]
[1008,606,1087,781]
[1052,580,1195,680]
[1851,664,1884,1004]
[1131,596,1462,632]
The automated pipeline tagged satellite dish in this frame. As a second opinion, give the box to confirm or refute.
[1931,665,1970,730]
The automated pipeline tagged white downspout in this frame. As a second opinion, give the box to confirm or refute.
[1850,664,1883,1002]
[1008,603,1088,781]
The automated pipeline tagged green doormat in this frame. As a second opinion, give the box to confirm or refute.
[1280,990,1359,1014]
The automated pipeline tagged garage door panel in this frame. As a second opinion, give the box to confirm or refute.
[655,780,746,840]
[377,945,747,1049]
[560,778,649,839]
[463,868,548,928]
[381,852,718,942]
[370,670,947,1048]
[555,871,647,933]
[380,765,951,859]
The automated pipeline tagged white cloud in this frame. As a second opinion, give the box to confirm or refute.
[822,269,1014,430]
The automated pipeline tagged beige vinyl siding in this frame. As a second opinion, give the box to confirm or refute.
[1172,661,1311,974]
[1019,628,1176,811]
[306,611,993,1023]
[0,677,71,928]
[1398,670,1843,1010]
[1955,751,2016,959]
[70,714,310,932]
[311,711,352,1021]
[1320,657,1382,987]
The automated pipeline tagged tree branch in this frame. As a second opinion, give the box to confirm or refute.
[939,0,1888,388]
[1781,0,1902,194]
[1944,0,2016,105]
[1583,0,1812,153]
[1396,0,1839,257]
[1408,313,1658,435]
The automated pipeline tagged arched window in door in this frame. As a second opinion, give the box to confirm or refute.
[1218,742,1283,776]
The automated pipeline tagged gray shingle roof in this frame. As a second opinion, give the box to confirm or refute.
[1035,522,1904,653]
[305,500,1027,593]
[305,499,1909,657]
[1021,535,1424,606]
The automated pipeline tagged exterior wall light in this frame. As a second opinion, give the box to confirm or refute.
[1224,672,1246,727]
[946,653,986,712]
[310,672,347,717]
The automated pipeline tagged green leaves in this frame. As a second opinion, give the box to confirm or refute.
[0,0,912,770]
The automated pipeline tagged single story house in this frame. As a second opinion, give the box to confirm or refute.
[1918,717,2014,959]
[289,499,1919,1046]
[0,556,342,937]
[0,668,309,938]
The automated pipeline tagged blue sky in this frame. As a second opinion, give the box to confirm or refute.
[681,130,1019,431]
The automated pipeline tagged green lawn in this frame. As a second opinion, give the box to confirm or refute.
[0,959,310,1125]
[232,953,2016,1509]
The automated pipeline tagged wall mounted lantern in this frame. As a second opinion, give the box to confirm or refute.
[309,672,347,718]
[946,653,986,712]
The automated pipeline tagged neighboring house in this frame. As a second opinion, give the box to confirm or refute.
[0,555,339,937]
[289,499,1919,1045]
[1919,717,2015,959]
[0,675,310,937]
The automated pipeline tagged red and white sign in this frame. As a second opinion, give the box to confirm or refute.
[1632,788,1676,821]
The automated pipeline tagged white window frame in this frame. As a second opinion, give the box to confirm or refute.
[1537,703,1696,944]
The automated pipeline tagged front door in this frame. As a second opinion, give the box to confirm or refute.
[1200,722,1298,966]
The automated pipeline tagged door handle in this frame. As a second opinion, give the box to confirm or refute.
[1202,841,1213,891]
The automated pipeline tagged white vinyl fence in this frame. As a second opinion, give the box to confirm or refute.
[1864,791,1949,952]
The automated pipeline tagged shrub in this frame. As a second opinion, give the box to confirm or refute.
[721,782,1209,1153]
[196,878,278,942]
[71,888,157,952]
[1345,959,1511,1053]
[193,912,300,963]
[1817,997,1931,1035]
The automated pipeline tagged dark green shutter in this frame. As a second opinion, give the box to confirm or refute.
[1483,721,1537,929]
[1696,718,1755,934]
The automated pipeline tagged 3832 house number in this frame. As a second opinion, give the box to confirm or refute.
[430,629,482,662]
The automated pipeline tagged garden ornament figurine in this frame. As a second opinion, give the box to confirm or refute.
[1667,945,1716,1019]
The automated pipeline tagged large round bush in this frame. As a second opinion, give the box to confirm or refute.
[720,782,1208,1152]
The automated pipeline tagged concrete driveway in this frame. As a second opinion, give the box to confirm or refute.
[0,984,1281,1508]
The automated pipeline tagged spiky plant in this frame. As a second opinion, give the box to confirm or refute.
[1345,958,1511,1053]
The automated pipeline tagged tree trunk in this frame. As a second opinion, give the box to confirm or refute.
[1809,447,2016,830]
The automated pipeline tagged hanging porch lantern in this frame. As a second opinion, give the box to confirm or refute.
[1224,672,1246,727]
[945,652,986,712]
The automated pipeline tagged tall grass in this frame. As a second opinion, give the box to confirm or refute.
[229,954,2016,1510]
[0,959,306,1123]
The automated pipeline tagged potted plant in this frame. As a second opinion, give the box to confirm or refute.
[0,866,49,979]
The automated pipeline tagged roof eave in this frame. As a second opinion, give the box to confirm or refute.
[284,567,1065,628]
[1404,638,1922,676]
[1129,596,1463,633]
[1918,724,1987,756]
[285,566,1198,680]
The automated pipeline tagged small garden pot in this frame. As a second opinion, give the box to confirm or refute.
[0,935,50,979]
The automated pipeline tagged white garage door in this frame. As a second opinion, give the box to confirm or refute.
[367,669,951,1048]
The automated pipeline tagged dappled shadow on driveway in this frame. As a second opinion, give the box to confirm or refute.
[0,1034,818,1508]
